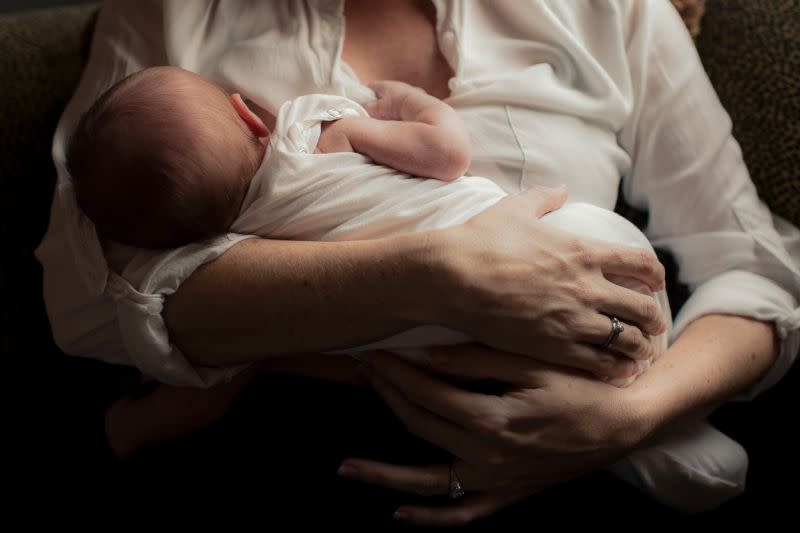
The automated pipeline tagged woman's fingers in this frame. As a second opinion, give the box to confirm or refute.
[360,351,500,427]
[360,365,500,463]
[520,184,568,217]
[427,343,640,385]
[338,460,450,496]
[554,344,640,381]
[393,485,541,527]
[592,243,666,292]
[596,280,666,336]
[337,456,540,529]
[426,344,550,386]
[577,313,655,362]
[337,458,514,496]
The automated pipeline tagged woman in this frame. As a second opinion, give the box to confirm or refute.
[36,0,799,526]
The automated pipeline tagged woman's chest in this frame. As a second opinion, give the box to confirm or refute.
[340,0,453,99]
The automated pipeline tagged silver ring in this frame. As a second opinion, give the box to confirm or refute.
[602,316,624,350]
[448,461,465,500]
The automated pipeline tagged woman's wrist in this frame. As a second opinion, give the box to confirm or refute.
[614,378,670,449]
[597,382,656,451]
[617,314,779,448]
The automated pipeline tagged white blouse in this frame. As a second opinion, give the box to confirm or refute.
[36,0,800,389]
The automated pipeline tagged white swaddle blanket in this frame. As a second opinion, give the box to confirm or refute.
[231,93,671,368]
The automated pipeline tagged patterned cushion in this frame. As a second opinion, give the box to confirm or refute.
[697,0,800,228]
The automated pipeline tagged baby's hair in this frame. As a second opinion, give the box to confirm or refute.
[67,67,258,249]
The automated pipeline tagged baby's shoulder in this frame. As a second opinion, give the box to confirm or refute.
[271,94,367,156]
[276,94,367,132]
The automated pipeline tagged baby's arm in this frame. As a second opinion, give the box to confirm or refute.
[317,81,471,181]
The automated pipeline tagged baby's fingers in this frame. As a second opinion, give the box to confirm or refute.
[362,99,382,118]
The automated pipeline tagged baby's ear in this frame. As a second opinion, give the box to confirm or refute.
[231,93,269,138]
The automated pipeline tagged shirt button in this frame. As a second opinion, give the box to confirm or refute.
[327,108,342,118]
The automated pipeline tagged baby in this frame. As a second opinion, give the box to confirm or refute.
[67,66,745,512]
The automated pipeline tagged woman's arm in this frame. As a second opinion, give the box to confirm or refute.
[618,0,799,398]
[633,314,776,434]
[333,314,776,527]
[164,186,665,370]
[163,233,433,366]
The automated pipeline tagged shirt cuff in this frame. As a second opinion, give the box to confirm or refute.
[671,270,800,400]
[106,233,256,387]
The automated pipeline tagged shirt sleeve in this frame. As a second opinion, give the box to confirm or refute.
[617,0,800,398]
[34,0,252,387]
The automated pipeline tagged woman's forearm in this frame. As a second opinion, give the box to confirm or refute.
[163,235,438,366]
[631,314,778,438]
[163,189,666,372]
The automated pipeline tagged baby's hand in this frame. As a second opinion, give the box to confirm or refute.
[315,119,355,155]
[358,80,471,181]
[363,80,427,121]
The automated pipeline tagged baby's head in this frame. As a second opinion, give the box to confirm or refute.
[67,66,269,248]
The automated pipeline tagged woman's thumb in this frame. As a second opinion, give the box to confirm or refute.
[522,184,568,217]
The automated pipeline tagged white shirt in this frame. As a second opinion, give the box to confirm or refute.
[36,0,800,389]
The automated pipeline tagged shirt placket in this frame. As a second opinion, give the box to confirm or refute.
[432,0,461,89]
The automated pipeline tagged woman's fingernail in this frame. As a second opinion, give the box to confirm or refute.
[394,509,410,521]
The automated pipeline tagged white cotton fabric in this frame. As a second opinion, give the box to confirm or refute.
[37,0,799,397]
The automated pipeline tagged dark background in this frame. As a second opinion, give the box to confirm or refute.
[0,0,92,14]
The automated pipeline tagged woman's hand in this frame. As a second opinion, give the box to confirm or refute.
[338,347,650,526]
[339,316,778,526]
[426,185,666,380]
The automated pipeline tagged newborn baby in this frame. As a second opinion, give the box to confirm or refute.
[67,66,745,512]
